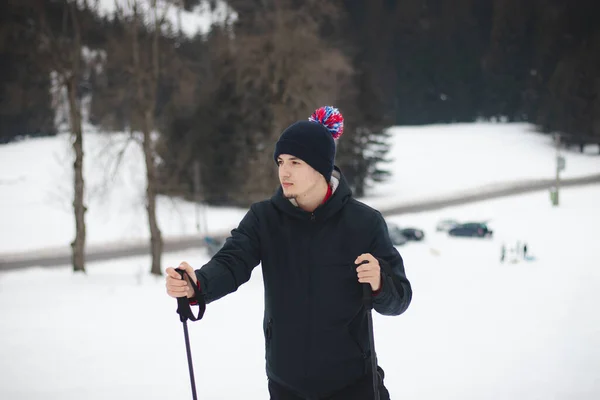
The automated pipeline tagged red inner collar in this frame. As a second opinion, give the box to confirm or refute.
[321,184,333,205]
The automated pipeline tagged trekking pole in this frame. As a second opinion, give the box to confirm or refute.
[175,269,206,400]
[362,282,380,400]
[179,311,198,400]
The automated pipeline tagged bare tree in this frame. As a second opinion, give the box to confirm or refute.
[231,0,353,201]
[113,0,171,275]
[35,0,90,273]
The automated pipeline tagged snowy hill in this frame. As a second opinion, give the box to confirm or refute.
[0,183,598,399]
[362,122,600,208]
[1,121,599,399]
[1,122,598,256]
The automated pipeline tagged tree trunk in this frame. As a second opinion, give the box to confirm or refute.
[34,0,87,272]
[67,77,86,273]
[142,111,163,276]
[127,1,164,275]
[147,0,163,275]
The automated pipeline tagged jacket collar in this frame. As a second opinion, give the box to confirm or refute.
[271,167,352,221]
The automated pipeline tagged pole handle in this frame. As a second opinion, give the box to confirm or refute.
[358,260,374,309]
[176,269,205,322]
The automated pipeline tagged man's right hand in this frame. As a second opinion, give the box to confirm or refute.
[165,262,197,299]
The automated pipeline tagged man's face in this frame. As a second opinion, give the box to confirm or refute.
[277,154,322,199]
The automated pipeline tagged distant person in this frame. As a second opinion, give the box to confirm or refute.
[165,106,412,399]
[500,243,506,263]
[523,243,528,259]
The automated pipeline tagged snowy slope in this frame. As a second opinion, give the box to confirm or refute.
[2,122,598,255]
[0,184,598,399]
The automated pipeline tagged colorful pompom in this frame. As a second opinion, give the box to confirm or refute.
[309,106,344,139]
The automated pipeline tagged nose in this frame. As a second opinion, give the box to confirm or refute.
[279,163,291,178]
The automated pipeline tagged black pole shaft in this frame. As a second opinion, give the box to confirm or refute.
[366,309,380,400]
[362,279,380,400]
[182,320,198,400]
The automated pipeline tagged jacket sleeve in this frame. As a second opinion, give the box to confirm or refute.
[194,205,262,304]
[369,213,412,316]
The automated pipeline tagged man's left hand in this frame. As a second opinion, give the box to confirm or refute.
[355,253,381,292]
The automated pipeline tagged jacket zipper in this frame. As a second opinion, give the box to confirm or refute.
[306,213,315,382]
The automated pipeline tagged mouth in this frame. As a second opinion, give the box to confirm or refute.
[282,183,293,188]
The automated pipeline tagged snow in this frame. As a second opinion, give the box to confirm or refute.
[1,122,600,399]
[0,129,246,254]
[362,122,600,209]
[1,122,598,255]
[381,186,600,399]
[95,0,235,38]
[1,185,599,399]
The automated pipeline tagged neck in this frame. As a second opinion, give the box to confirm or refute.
[296,178,329,212]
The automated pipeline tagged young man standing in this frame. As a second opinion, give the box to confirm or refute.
[166,106,412,399]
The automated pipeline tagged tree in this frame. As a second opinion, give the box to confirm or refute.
[155,26,249,207]
[34,0,91,273]
[110,0,165,275]
[330,0,399,194]
[534,0,600,138]
[481,0,536,121]
[0,2,56,143]
[159,0,398,205]
[220,0,353,203]
[107,0,200,275]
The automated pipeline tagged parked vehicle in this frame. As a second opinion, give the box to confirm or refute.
[388,224,408,246]
[387,222,424,244]
[398,228,425,241]
[448,222,493,238]
[436,219,460,232]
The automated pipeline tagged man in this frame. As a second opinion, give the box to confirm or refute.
[166,106,412,399]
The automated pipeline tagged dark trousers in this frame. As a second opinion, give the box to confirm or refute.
[268,368,390,400]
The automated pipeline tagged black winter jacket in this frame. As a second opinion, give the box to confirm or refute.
[195,169,412,398]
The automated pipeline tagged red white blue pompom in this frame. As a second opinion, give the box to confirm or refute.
[309,106,344,139]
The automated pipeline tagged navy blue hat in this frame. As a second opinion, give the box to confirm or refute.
[273,106,344,182]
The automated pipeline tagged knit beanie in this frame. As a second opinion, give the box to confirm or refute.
[273,106,344,182]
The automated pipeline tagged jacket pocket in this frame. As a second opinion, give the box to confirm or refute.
[265,317,273,346]
[346,309,369,363]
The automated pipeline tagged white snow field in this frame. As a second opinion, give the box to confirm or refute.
[1,122,598,255]
[0,119,599,398]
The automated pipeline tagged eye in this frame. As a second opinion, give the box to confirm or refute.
[292,161,300,165]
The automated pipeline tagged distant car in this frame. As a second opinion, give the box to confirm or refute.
[398,228,425,241]
[436,219,460,232]
[387,222,424,244]
[448,222,493,238]
[388,225,408,246]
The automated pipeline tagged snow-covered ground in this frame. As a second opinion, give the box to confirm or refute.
[1,122,598,255]
[0,130,247,255]
[1,182,598,399]
[362,123,600,209]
